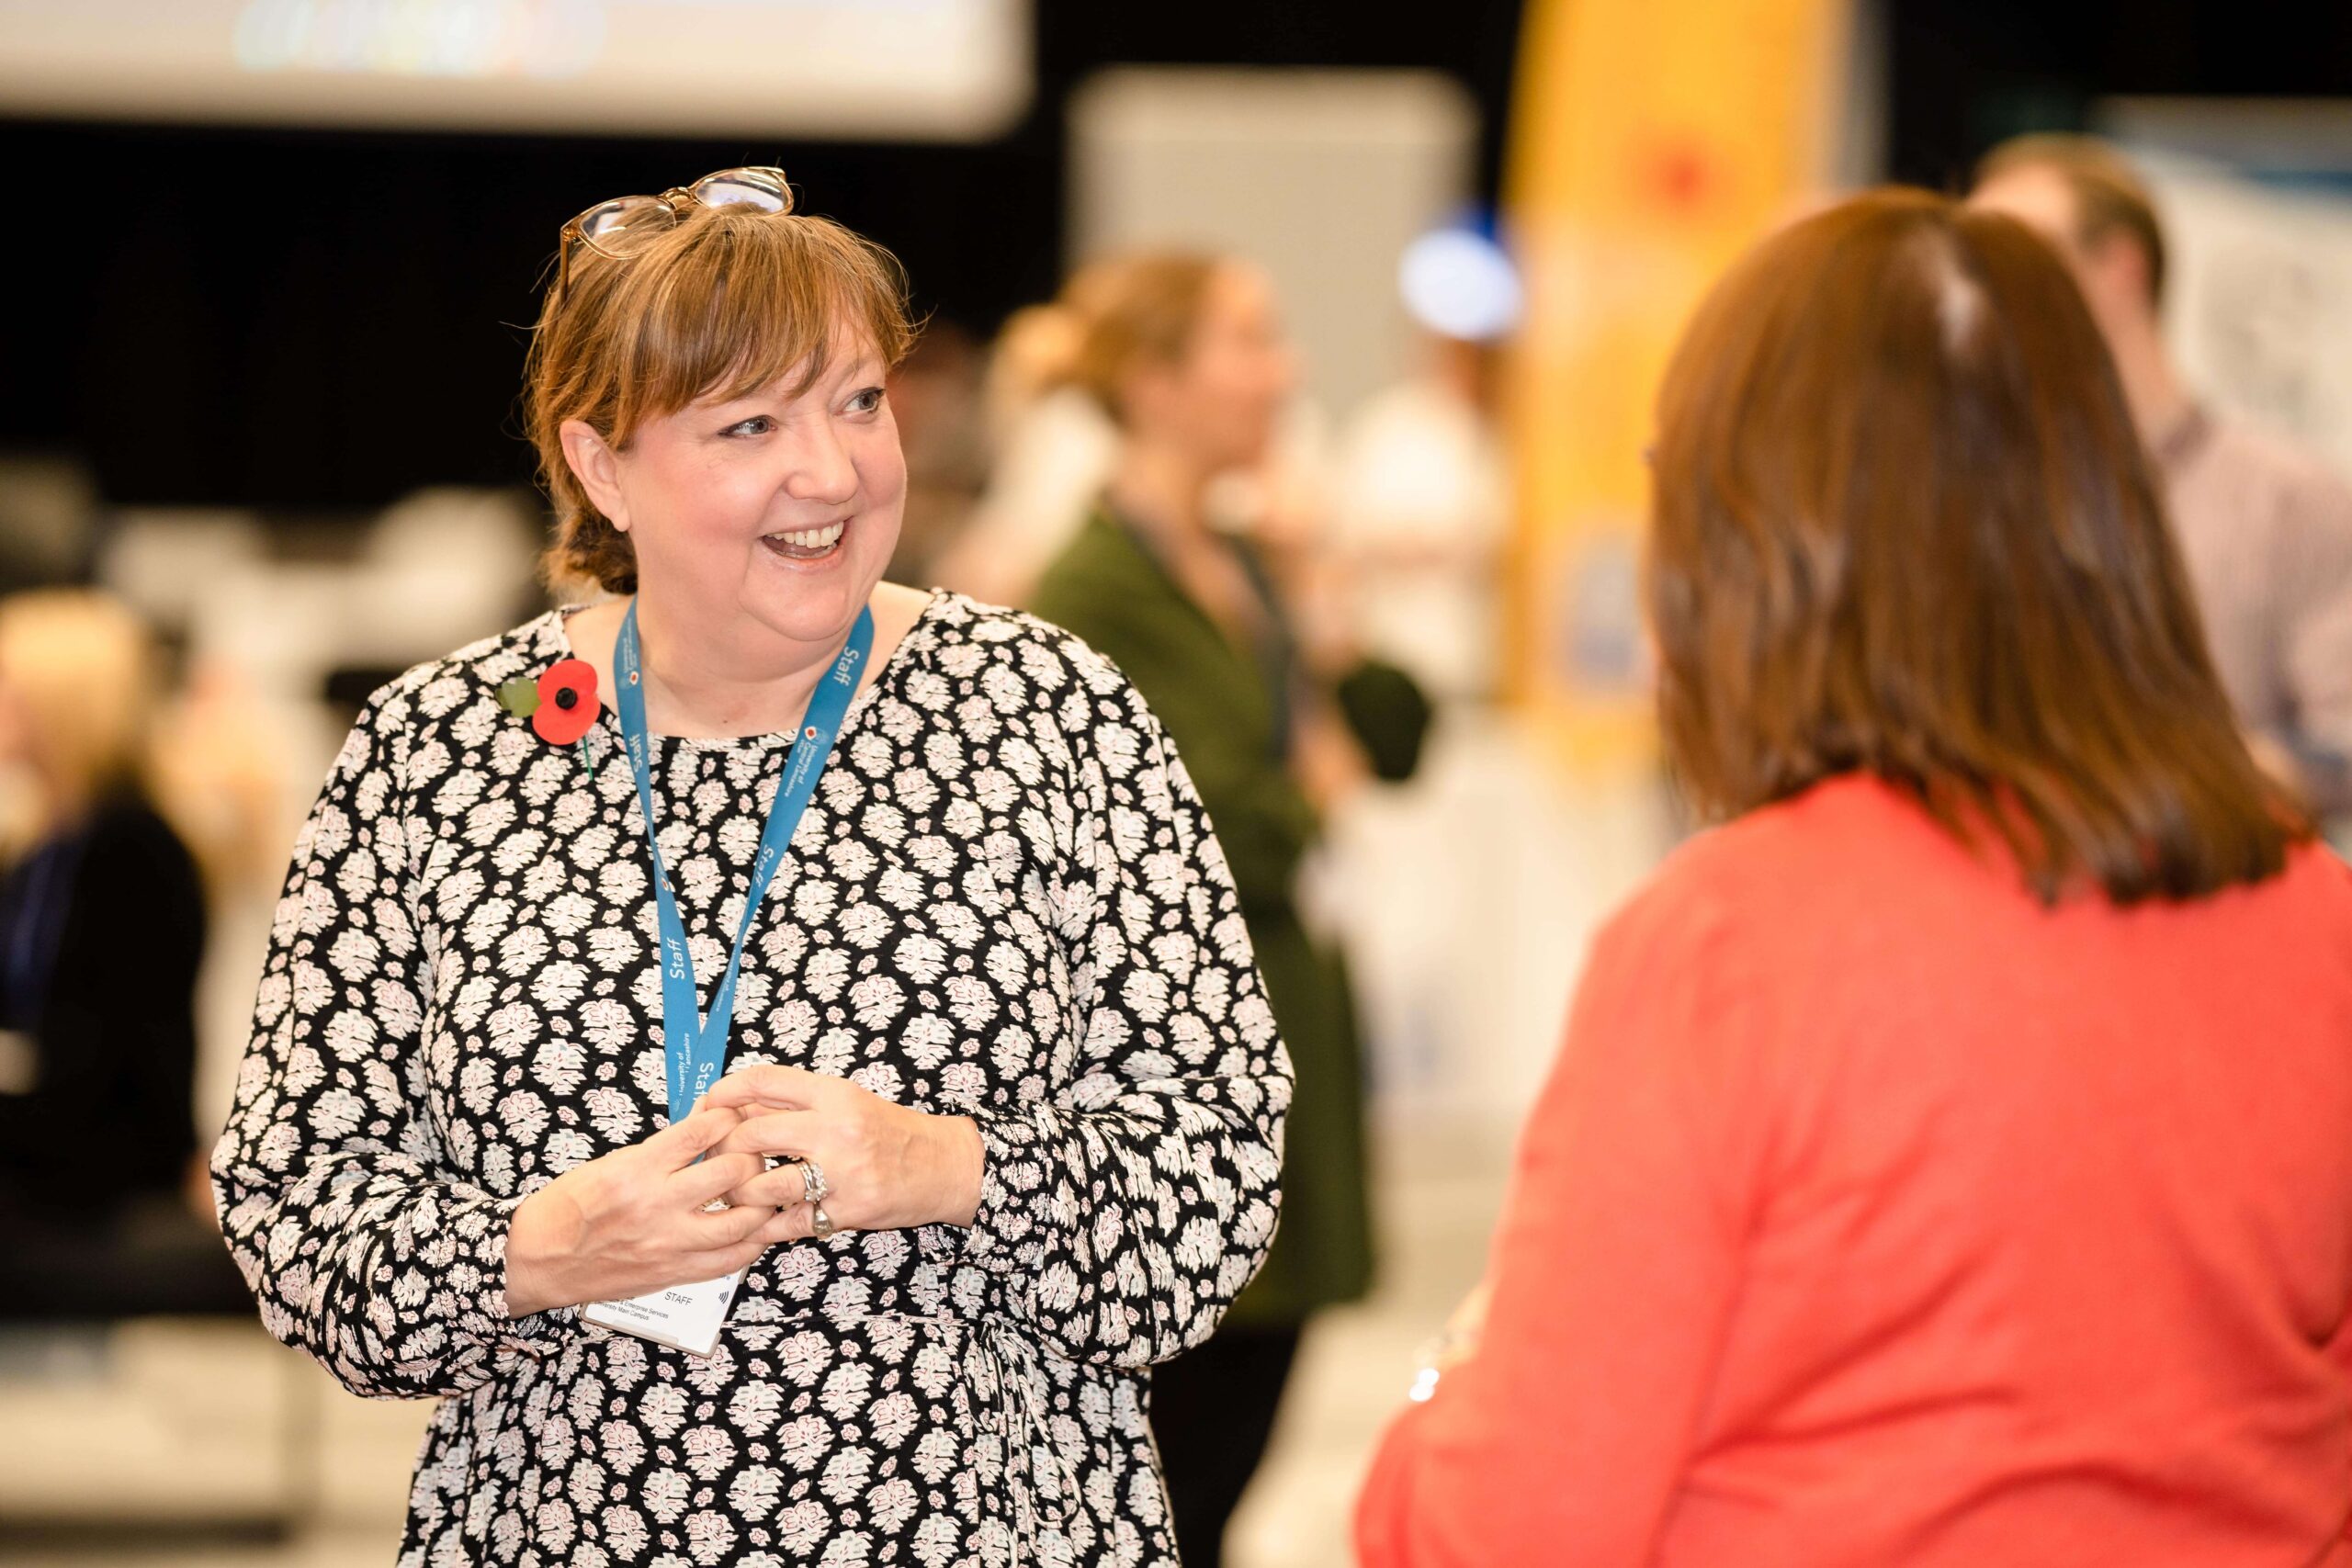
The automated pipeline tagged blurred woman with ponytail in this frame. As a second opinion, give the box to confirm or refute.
[1029,250,1428,1568]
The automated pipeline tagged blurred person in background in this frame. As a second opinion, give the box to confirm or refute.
[1329,220,1517,705]
[210,170,1285,1566]
[1328,328,1509,704]
[1355,189,2352,1566]
[1973,134,2352,822]
[0,589,235,1308]
[1025,250,1429,1568]
[1320,225,1519,1111]
[931,299,1120,606]
[879,319,989,588]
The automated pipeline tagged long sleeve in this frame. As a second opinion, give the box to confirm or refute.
[210,686,571,1400]
[1136,669,1318,917]
[1354,883,1765,1568]
[958,671,1293,1370]
[1028,520,1320,919]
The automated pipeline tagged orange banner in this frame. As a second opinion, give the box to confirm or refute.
[1503,0,1852,768]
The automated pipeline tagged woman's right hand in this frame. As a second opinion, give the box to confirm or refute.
[503,1104,800,1318]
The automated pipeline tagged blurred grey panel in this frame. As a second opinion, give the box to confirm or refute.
[1069,67,1477,423]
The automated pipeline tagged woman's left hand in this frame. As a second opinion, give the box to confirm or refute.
[699,1064,986,1236]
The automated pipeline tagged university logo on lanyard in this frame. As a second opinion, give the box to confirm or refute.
[581,600,874,1356]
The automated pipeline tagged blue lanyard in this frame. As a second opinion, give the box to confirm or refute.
[614,600,874,1124]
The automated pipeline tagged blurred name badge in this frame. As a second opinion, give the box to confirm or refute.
[582,1268,744,1358]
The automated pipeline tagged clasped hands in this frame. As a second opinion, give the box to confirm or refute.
[504,1065,984,1319]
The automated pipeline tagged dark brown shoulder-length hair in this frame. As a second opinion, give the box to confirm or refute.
[1646,186,2306,903]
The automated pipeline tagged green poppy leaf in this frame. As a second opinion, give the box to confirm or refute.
[496,678,541,718]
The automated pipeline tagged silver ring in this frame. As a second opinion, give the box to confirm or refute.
[798,1159,830,1206]
[811,1201,835,1240]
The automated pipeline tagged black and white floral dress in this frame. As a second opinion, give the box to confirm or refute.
[211,592,1291,1568]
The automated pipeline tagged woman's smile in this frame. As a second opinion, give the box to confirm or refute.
[760,515,852,564]
[229,185,1290,1568]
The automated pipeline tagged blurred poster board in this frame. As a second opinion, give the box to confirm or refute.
[1069,68,1476,423]
[1502,0,1854,771]
[2103,99,2352,479]
[0,0,1030,140]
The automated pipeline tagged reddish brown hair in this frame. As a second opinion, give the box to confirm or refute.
[1041,251,1223,426]
[525,202,916,597]
[1647,187,2303,903]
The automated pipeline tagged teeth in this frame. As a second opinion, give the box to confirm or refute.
[766,522,846,550]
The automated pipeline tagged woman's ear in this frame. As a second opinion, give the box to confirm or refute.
[559,419,630,532]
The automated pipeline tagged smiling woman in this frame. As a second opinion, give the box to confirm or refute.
[209,171,1290,1568]
[526,175,915,626]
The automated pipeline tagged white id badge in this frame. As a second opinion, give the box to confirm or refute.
[582,1268,745,1358]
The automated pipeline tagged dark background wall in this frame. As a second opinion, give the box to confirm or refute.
[2,0,2346,513]
[0,3,1527,512]
[1883,0,2352,189]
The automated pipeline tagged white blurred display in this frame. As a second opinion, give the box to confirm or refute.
[0,0,1030,139]
[2104,98,2352,477]
[2151,168,2352,479]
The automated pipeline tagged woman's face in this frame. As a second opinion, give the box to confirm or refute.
[1133,265,1297,473]
[596,333,907,649]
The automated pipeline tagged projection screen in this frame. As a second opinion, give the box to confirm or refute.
[0,0,1031,140]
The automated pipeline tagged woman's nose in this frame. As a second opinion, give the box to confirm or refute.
[783,420,860,505]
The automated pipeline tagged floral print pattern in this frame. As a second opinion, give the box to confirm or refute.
[211,592,1291,1566]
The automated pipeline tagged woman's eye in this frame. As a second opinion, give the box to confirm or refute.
[722,415,774,437]
[847,388,887,415]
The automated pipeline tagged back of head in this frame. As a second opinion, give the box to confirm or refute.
[1973,133,2169,308]
[1040,251,1223,425]
[983,303,1088,442]
[524,199,917,598]
[1647,186,2301,903]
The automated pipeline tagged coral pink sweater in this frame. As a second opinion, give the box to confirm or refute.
[1357,776,2352,1567]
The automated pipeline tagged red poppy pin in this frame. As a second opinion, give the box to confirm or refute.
[498,659,601,773]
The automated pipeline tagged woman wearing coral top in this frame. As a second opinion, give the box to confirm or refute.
[1355,188,2352,1568]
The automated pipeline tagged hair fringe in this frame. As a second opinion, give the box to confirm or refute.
[523,203,919,599]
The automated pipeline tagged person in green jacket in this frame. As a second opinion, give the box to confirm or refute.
[1024,250,1429,1568]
